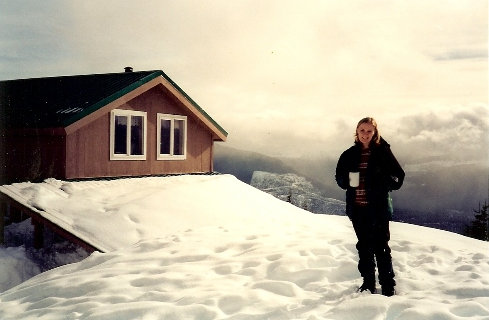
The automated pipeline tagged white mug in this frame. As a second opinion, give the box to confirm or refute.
[349,172,360,187]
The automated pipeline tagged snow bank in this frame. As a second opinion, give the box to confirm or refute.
[0,218,89,291]
[0,246,41,292]
[0,174,488,319]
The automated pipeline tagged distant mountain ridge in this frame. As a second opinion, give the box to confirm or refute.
[214,145,342,198]
[213,145,294,184]
[250,171,345,216]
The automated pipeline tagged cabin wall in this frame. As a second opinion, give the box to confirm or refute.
[65,85,215,179]
[2,130,65,183]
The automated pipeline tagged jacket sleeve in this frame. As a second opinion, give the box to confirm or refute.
[385,147,405,191]
[335,151,349,190]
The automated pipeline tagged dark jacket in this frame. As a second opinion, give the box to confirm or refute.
[335,137,405,220]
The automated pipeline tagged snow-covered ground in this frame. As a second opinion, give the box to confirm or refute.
[0,174,488,319]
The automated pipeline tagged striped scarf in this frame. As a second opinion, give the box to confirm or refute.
[355,148,371,207]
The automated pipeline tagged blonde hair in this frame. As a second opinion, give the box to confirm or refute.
[354,117,381,146]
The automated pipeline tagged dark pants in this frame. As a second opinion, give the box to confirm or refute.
[351,206,395,288]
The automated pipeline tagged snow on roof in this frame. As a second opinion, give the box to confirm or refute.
[0,174,304,252]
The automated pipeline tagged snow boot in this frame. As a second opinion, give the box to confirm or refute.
[358,279,376,294]
[381,285,395,297]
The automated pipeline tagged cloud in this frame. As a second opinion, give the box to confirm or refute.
[0,1,79,77]
[433,49,488,61]
[388,105,489,164]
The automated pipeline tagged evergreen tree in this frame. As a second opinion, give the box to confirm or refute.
[465,201,489,241]
[286,189,292,204]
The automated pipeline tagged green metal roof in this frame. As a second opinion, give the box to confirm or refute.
[0,70,228,138]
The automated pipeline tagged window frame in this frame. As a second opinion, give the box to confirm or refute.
[110,109,147,161]
[157,113,187,161]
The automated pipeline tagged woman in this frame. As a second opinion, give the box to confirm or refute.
[335,117,405,296]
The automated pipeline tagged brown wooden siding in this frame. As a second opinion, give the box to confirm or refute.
[3,130,65,183]
[65,85,215,179]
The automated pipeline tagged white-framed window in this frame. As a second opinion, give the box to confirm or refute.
[157,113,187,160]
[110,109,147,160]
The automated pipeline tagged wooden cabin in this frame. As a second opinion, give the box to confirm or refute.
[0,68,228,184]
[0,68,227,249]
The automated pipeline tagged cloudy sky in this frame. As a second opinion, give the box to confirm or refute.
[1,0,487,163]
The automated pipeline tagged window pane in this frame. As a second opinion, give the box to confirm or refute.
[160,119,171,155]
[114,115,127,154]
[131,116,144,155]
[174,119,185,156]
